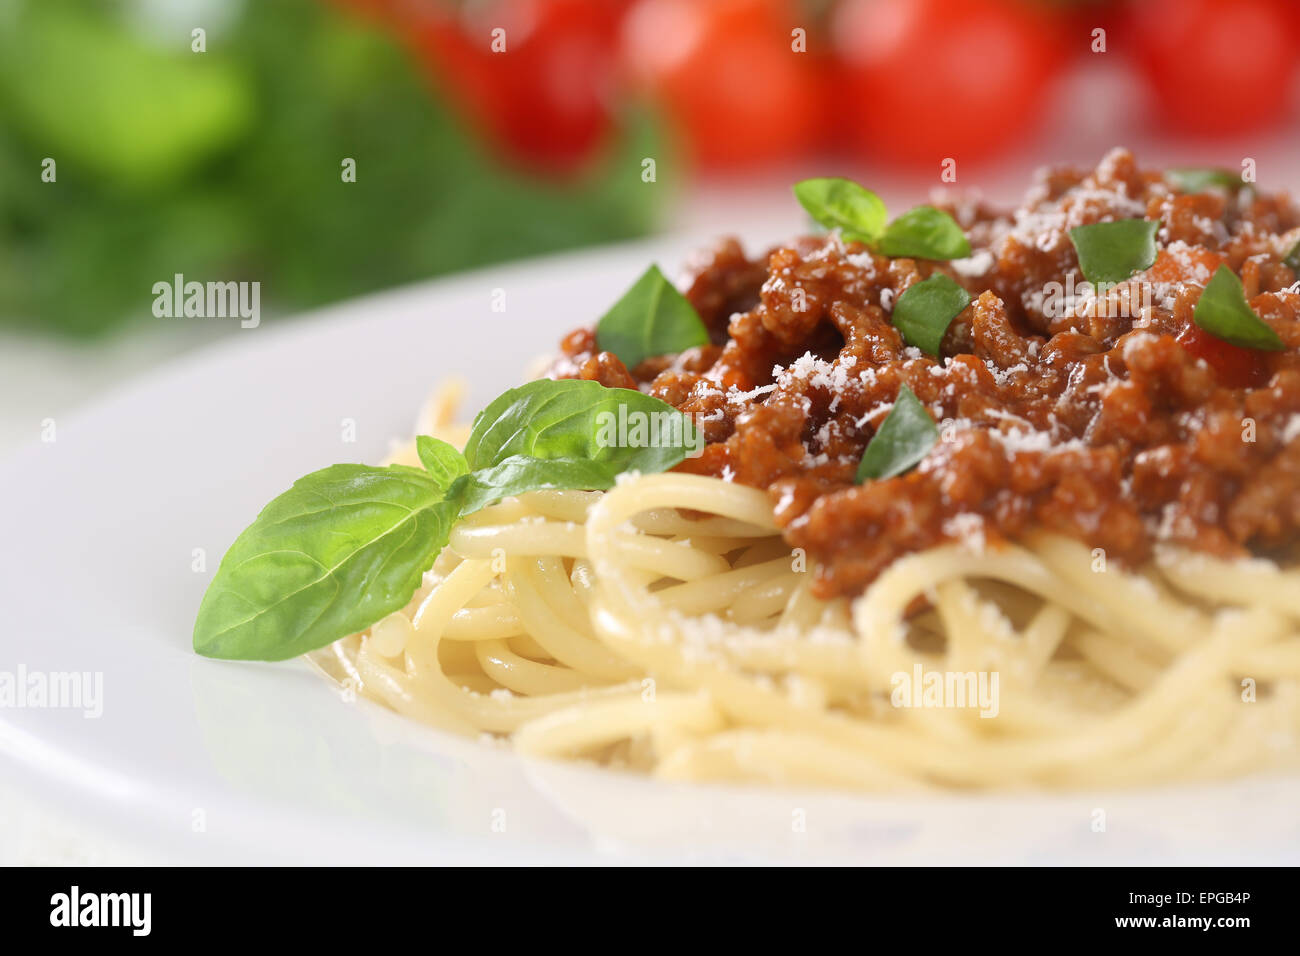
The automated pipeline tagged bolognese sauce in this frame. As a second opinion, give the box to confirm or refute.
[553,149,1300,598]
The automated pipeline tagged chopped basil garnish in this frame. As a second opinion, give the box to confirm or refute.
[195,379,698,661]
[891,274,971,356]
[1284,240,1300,272]
[855,384,939,483]
[1068,219,1159,284]
[879,205,971,260]
[793,177,968,260]
[595,265,709,370]
[1166,168,1245,193]
[1193,264,1284,351]
[793,177,887,244]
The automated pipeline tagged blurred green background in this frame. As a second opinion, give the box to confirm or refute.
[0,0,662,336]
[4,0,1299,340]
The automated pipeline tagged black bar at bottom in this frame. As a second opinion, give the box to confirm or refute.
[0,866,1285,940]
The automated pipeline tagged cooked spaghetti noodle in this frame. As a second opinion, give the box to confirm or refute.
[194,149,1300,792]
[309,397,1300,791]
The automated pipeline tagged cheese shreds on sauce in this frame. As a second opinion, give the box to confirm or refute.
[553,150,1300,597]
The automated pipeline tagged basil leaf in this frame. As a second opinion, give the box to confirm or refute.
[1166,168,1244,193]
[856,384,939,482]
[416,435,469,490]
[595,265,709,369]
[878,206,971,260]
[793,177,888,244]
[1068,219,1160,284]
[193,465,457,661]
[193,378,707,663]
[792,179,970,260]
[1284,240,1300,272]
[456,379,699,512]
[454,456,620,515]
[1193,265,1285,351]
[891,274,971,356]
[464,378,697,473]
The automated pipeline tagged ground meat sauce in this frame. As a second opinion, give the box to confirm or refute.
[552,150,1300,598]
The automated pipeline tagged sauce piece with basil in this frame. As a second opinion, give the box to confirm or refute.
[556,149,1300,597]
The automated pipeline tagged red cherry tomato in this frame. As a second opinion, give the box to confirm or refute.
[1129,0,1297,137]
[831,0,1068,169]
[406,1,628,174]
[1176,323,1269,388]
[621,0,823,171]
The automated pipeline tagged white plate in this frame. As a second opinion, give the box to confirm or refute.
[2,238,1297,865]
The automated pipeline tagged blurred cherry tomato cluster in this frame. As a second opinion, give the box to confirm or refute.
[333,0,1300,176]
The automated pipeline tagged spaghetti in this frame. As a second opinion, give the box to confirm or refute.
[310,399,1300,791]
[193,150,1300,791]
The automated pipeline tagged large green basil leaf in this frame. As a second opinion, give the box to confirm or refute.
[455,455,622,515]
[463,378,697,475]
[195,380,703,663]
[193,464,456,661]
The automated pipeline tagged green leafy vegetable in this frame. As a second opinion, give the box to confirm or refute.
[879,206,971,260]
[855,384,939,483]
[793,178,970,260]
[1193,265,1285,351]
[195,379,700,661]
[416,436,469,490]
[459,378,699,512]
[891,274,971,356]
[1068,219,1160,284]
[793,177,888,244]
[0,2,252,189]
[456,456,623,516]
[193,465,459,661]
[465,379,695,472]
[1284,240,1300,272]
[1165,168,1245,193]
[595,266,709,369]
[0,0,661,336]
